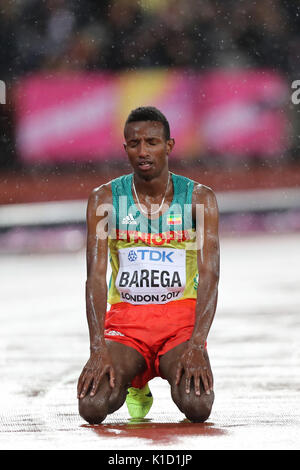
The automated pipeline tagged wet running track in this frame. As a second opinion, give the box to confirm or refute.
[1,234,299,449]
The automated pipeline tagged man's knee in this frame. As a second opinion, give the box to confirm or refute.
[184,394,214,422]
[78,381,128,424]
[172,387,214,423]
[79,396,108,424]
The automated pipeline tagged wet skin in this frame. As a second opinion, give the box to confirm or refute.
[77,120,220,423]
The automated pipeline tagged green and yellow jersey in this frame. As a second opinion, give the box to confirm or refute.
[107,172,198,305]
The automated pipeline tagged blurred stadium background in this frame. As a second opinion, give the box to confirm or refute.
[1,0,300,252]
[1,0,300,451]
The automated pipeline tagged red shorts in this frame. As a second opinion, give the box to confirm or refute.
[104,298,196,388]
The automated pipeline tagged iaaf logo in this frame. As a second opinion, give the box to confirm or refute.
[128,249,174,263]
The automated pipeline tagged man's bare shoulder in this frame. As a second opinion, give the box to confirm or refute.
[88,181,112,207]
[191,181,217,206]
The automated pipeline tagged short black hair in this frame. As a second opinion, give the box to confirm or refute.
[125,106,171,140]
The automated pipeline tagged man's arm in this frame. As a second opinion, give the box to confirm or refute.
[190,184,220,348]
[175,184,220,396]
[77,184,115,399]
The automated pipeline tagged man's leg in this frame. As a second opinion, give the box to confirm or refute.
[159,341,214,422]
[78,340,147,424]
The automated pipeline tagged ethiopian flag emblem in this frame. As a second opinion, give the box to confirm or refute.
[167,214,182,225]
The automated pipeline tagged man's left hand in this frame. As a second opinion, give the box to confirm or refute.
[175,346,213,396]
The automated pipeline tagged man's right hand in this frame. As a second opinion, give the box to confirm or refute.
[77,348,116,399]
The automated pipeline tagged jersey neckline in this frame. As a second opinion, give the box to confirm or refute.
[128,172,177,223]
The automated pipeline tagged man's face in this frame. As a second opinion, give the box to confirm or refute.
[124,121,174,179]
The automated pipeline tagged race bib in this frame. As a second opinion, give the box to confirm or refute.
[116,246,186,305]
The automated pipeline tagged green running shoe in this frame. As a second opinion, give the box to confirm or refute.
[126,383,153,419]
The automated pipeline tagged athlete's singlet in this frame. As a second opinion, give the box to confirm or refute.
[107,173,199,306]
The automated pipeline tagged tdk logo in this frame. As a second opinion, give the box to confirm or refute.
[128,250,138,262]
[127,249,174,263]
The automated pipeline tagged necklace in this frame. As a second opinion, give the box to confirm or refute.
[132,171,170,216]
